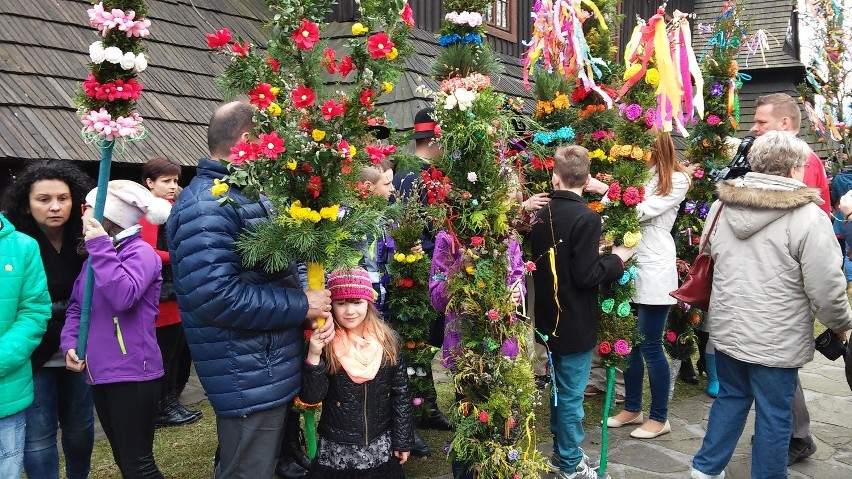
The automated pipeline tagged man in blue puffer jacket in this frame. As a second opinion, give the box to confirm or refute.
[166,102,333,479]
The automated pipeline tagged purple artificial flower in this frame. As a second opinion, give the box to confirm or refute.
[698,202,710,219]
[413,397,423,406]
[501,336,519,360]
[337,205,349,220]
[684,200,697,214]
[707,115,721,126]
[507,449,520,462]
[644,107,657,128]
[444,441,451,455]
[613,339,630,356]
[710,82,723,96]
[625,103,643,121]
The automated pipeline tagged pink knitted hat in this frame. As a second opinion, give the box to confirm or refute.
[326,268,376,303]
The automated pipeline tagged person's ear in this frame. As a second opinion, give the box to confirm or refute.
[362,180,374,191]
[145,178,155,190]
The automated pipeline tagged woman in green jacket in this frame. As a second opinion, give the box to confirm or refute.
[0,212,50,477]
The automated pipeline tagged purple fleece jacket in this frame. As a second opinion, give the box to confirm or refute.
[428,230,526,368]
[61,232,164,385]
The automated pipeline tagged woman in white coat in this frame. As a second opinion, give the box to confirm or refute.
[591,132,690,439]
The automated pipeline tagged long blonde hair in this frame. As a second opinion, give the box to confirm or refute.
[323,301,400,374]
[650,132,688,197]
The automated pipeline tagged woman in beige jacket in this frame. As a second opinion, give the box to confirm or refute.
[691,131,852,479]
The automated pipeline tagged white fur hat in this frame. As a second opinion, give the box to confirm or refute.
[85,180,172,230]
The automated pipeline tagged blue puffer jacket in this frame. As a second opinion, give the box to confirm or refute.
[167,159,308,418]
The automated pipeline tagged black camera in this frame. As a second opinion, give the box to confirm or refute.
[815,329,848,361]
[709,135,755,183]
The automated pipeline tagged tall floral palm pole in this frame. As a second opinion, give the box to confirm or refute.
[668,0,748,394]
[75,1,150,356]
[207,0,415,286]
[426,1,544,478]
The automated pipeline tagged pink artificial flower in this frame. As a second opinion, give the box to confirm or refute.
[524,261,537,272]
[622,186,641,207]
[206,28,232,49]
[291,85,316,109]
[320,99,346,121]
[478,411,489,423]
[694,169,705,179]
[292,19,320,50]
[231,41,250,56]
[321,48,337,74]
[613,339,630,356]
[401,3,415,28]
[486,309,500,321]
[666,331,677,342]
[366,32,395,60]
[338,56,354,77]
[706,114,721,126]
[258,131,285,158]
[229,140,257,165]
[607,181,621,201]
[249,83,275,109]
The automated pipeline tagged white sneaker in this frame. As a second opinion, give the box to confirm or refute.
[691,468,725,479]
[547,449,600,473]
[556,463,610,479]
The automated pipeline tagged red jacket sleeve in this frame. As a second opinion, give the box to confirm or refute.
[804,151,831,216]
[139,216,171,264]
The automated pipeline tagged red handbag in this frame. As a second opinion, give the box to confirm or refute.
[670,204,724,311]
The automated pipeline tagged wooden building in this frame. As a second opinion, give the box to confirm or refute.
[0,0,536,187]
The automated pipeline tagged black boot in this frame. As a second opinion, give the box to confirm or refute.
[419,400,452,430]
[174,401,203,423]
[275,410,311,478]
[156,393,201,427]
[678,359,699,385]
[410,432,431,457]
[696,329,709,376]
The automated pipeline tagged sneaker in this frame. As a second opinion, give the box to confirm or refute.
[556,463,610,479]
[583,385,602,396]
[546,449,600,473]
[787,436,817,465]
[690,468,725,479]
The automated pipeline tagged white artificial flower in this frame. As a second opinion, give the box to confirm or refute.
[134,53,148,72]
[469,12,483,27]
[457,11,471,25]
[119,52,136,70]
[467,171,478,183]
[89,41,106,63]
[445,12,459,22]
[415,367,427,377]
[103,46,123,64]
[444,93,458,110]
[454,88,476,111]
[406,367,415,376]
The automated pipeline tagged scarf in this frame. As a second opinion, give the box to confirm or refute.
[332,325,383,384]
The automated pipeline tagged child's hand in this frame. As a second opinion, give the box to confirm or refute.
[510,284,522,305]
[410,241,423,255]
[307,318,335,360]
[394,450,410,465]
[65,349,85,372]
[83,217,108,241]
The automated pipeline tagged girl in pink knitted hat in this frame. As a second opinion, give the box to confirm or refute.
[301,267,413,479]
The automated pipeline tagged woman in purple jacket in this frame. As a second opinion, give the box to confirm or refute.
[428,230,526,369]
[61,180,171,479]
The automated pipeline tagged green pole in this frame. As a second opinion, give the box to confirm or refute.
[304,410,318,459]
[598,366,615,476]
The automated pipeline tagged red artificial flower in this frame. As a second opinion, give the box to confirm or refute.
[470,236,484,247]
[231,41,250,56]
[321,48,337,74]
[83,74,98,97]
[117,78,143,100]
[401,3,415,28]
[666,331,677,343]
[598,341,612,355]
[364,144,396,165]
[258,131,285,158]
[229,140,257,165]
[337,140,351,158]
[543,157,554,170]
[433,124,442,136]
[366,33,394,60]
[478,411,489,423]
[266,55,280,73]
[359,89,375,110]
[338,56,354,77]
[292,19,320,50]
[320,99,346,121]
[396,278,414,288]
[307,175,322,198]
[302,163,314,173]
[607,181,621,201]
[249,83,276,109]
[486,309,499,321]
[571,87,590,104]
[621,186,641,207]
[530,156,544,170]
[291,85,316,109]
[508,417,516,428]
[206,28,232,49]
[524,261,537,273]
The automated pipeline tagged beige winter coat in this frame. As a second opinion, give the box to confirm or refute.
[703,173,852,368]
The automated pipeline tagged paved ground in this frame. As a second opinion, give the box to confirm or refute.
[430,354,852,479]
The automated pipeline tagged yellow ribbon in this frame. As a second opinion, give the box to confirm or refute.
[549,247,561,336]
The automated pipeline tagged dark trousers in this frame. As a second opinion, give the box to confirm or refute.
[155,323,184,399]
[92,380,164,479]
[215,403,288,479]
[176,333,193,394]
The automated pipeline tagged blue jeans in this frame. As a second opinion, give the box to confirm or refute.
[24,367,95,479]
[0,410,26,478]
[693,351,797,478]
[624,304,671,422]
[550,349,593,471]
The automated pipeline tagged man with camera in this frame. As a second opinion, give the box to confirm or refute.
[746,93,834,465]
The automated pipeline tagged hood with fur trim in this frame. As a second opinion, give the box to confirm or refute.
[716,172,824,240]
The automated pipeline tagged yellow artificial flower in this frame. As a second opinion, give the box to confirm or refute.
[270,86,280,96]
[349,145,357,157]
[623,231,642,248]
[211,178,229,196]
[308,211,321,223]
[552,93,570,110]
[589,149,606,160]
[393,253,406,262]
[311,129,326,142]
[381,82,394,93]
[267,102,282,117]
[619,145,632,157]
[386,47,399,60]
[623,63,642,81]
[405,254,417,263]
[319,204,340,221]
[631,146,644,160]
[286,159,298,170]
[644,68,660,87]
[352,23,369,35]
[465,265,475,275]
[609,145,620,158]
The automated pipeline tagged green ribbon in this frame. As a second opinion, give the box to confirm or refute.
[599,367,616,475]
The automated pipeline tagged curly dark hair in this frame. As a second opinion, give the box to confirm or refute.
[1,160,94,243]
